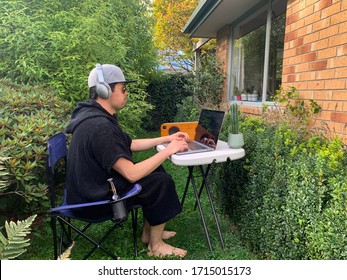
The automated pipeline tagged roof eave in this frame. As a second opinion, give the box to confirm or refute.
[182,0,222,36]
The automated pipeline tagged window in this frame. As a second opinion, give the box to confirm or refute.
[230,0,286,103]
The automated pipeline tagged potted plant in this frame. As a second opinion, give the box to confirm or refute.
[240,89,248,101]
[228,103,244,148]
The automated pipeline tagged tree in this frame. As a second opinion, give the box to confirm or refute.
[153,0,199,71]
[0,0,157,103]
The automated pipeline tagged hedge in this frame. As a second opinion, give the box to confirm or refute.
[212,116,347,259]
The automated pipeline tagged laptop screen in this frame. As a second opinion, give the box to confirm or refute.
[194,109,225,149]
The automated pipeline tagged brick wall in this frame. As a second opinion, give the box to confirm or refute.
[282,0,347,142]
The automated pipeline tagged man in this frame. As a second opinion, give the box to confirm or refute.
[65,64,188,258]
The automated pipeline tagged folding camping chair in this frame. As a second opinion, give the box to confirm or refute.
[47,133,142,259]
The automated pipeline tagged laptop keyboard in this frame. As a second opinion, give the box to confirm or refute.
[187,141,209,150]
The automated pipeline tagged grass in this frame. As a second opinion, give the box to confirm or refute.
[21,131,256,260]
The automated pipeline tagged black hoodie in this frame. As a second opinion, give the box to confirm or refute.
[65,99,133,205]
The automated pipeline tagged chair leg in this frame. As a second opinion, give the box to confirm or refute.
[50,217,58,260]
[131,208,139,257]
[58,217,119,259]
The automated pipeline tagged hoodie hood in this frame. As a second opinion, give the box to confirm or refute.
[65,99,115,134]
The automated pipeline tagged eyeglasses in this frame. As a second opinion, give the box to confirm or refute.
[115,84,127,94]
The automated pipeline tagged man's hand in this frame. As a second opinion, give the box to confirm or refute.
[167,131,189,142]
[166,138,189,154]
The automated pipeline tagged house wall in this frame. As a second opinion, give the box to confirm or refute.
[215,0,347,142]
[282,0,347,142]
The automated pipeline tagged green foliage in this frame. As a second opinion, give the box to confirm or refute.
[211,110,347,259]
[174,96,200,122]
[186,52,225,110]
[0,0,157,103]
[0,79,71,210]
[118,81,154,138]
[274,86,321,124]
[0,214,37,260]
[144,73,192,130]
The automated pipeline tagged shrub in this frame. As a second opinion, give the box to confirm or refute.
[211,112,347,259]
[144,73,192,130]
[0,79,71,214]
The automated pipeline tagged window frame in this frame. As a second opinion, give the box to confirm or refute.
[228,0,287,106]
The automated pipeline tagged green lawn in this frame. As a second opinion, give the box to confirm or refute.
[21,132,255,260]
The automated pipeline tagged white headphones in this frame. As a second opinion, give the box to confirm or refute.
[95,64,112,99]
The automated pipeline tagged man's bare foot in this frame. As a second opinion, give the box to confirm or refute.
[141,231,176,244]
[147,241,187,258]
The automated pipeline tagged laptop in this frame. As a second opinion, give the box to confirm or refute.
[163,109,225,155]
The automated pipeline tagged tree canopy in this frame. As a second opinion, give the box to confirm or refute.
[0,0,157,102]
[153,0,199,71]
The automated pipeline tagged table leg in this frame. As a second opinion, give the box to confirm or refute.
[192,164,225,250]
[200,165,225,250]
[188,166,213,251]
[180,166,192,207]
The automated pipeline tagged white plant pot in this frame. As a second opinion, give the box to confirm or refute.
[241,94,248,101]
[228,132,244,148]
[250,93,258,101]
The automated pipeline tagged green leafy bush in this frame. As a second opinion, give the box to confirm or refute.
[0,79,71,213]
[0,0,157,103]
[185,52,224,110]
[211,106,347,259]
[144,73,192,130]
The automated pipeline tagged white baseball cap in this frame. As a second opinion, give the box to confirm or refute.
[88,64,136,88]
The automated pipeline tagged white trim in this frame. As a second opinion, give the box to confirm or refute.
[262,2,272,101]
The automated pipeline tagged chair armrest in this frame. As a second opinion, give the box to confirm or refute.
[48,183,142,213]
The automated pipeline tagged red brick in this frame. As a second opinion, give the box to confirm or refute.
[332,90,347,100]
[317,47,337,59]
[286,74,297,82]
[331,10,347,24]
[321,2,342,19]
[330,33,347,47]
[307,0,320,6]
[287,12,299,25]
[340,22,347,33]
[316,69,336,79]
[316,0,333,11]
[312,38,329,51]
[296,63,310,72]
[299,4,315,18]
[304,11,322,25]
[303,30,319,44]
[285,30,298,42]
[309,60,328,70]
[307,80,325,89]
[319,25,339,39]
[312,18,331,32]
[283,66,296,74]
[325,79,346,89]
[286,48,298,58]
[292,37,304,47]
[342,0,347,11]
[335,67,347,78]
[314,90,333,100]
[299,71,316,81]
[331,112,347,123]
[302,52,317,62]
[296,44,311,55]
[330,56,347,67]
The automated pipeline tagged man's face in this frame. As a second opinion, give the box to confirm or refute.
[110,83,128,111]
